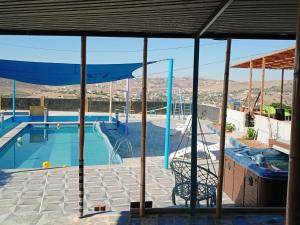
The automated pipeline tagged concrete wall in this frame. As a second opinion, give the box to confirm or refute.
[254,115,291,144]
[0,97,167,114]
[0,98,224,120]
[226,108,246,132]
[1,98,41,110]
[198,104,220,122]
[225,109,291,144]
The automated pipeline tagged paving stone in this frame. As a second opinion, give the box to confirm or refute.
[43,195,64,203]
[66,182,78,189]
[14,204,40,215]
[106,191,128,199]
[41,203,63,213]
[19,198,41,205]
[21,191,43,198]
[24,185,44,191]
[65,195,79,202]
[64,202,80,214]
[86,199,108,208]
[0,198,19,206]
[36,214,76,225]
[45,184,65,191]
[86,192,107,200]
[85,182,103,188]
[86,187,106,193]
[1,213,41,225]
[44,190,64,197]
[109,197,130,206]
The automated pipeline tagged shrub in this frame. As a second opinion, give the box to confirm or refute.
[270,102,291,112]
[226,123,235,132]
[246,128,256,140]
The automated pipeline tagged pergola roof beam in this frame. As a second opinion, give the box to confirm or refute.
[231,47,295,70]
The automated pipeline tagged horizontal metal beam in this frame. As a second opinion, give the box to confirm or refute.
[0,29,296,40]
[142,207,286,215]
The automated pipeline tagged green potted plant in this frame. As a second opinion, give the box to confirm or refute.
[246,128,256,140]
[226,123,235,132]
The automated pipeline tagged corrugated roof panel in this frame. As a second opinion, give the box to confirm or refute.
[0,0,220,37]
[0,0,297,39]
[205,0,297,39]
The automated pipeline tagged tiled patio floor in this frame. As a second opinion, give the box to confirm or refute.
[0,156,234,224]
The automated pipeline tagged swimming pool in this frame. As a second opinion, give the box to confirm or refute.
[0,118,18,138]
[0,124,121,169]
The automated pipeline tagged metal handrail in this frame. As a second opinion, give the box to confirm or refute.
[93,120,133,162]
[110,135,133,161]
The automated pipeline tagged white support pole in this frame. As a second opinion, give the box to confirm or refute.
[125,79,130,135]
[109,82,113,122]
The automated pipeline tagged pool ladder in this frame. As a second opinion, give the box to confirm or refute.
[92,121,134,163]
[110,137,133,161]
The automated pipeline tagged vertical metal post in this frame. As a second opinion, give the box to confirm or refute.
[12,80,15,119]
[280,69,285,109]
[248,60,253,111]
[140,37,148,217]
[190,96,192,115]
[183,96,186,116]
[109,82,113,122]
[190,38,200,215]
[260,58,266,115]
[164,58,174,169]
[216,38,232,218]
[286,1,300,224]
[79,36,86,218]
[125,79,130,136]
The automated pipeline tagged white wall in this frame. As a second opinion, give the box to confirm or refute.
[254,115,291,144]
[226,109,291,144]
[226,109,246,133]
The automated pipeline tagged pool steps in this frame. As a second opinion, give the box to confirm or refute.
[93,121,123,164]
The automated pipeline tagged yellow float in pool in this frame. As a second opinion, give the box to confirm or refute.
[56,123,61,129]
[42,161,51,168]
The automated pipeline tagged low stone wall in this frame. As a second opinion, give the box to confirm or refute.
[0,97,167,114]
[198,104,220,122]
[0,98,222,121]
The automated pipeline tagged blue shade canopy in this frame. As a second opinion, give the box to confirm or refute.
[0,59,156,85]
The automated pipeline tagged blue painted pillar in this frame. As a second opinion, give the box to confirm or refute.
[164,59,174,169]
[12,80,16,119]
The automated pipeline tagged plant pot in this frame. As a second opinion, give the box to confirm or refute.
[275,108,285,121]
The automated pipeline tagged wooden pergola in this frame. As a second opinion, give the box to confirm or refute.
[231,47,295,114]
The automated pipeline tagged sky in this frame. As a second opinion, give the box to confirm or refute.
[0,35,295,82]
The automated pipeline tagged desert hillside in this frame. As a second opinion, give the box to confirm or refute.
[0,77,293,106]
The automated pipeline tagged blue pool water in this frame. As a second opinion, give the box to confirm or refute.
[0,124,121,169]
[0,114,118,138]
[0,118,19,138]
